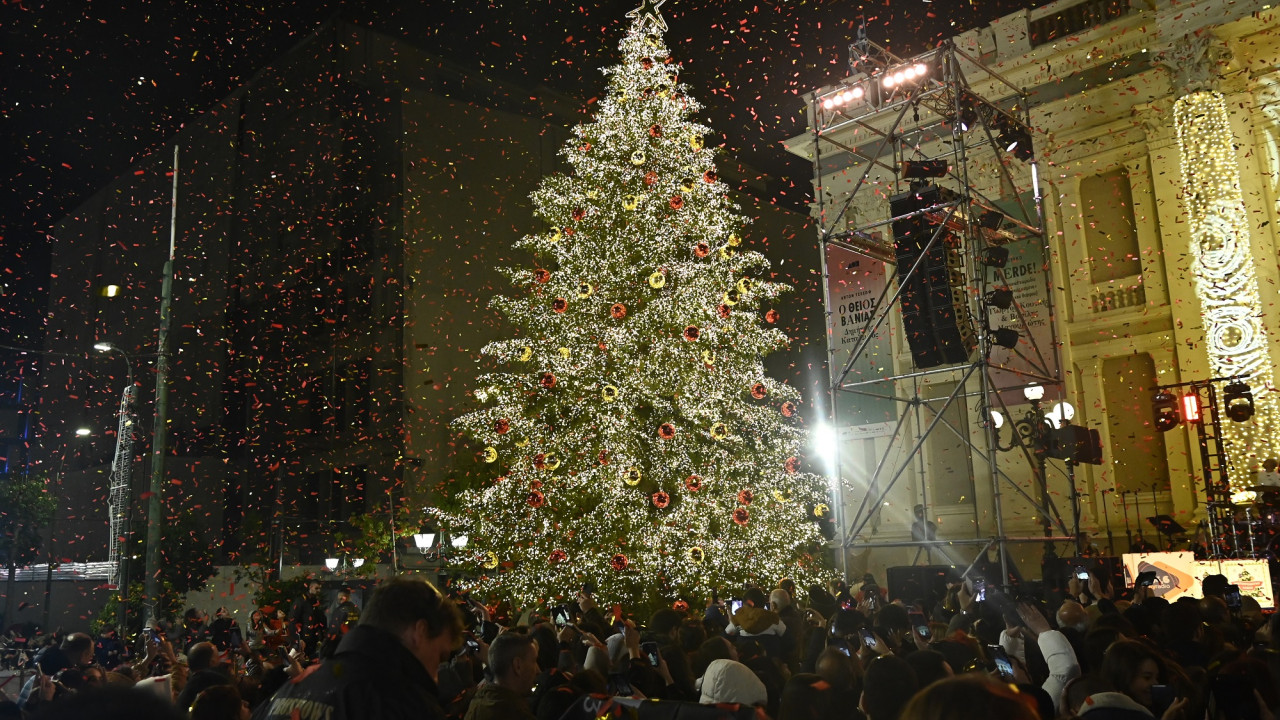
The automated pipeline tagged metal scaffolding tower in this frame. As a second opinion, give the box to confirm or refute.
[802,31,1072,584]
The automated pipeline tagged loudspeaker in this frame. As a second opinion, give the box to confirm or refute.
[890,186,976,369]
[1050,425,1104,465]
[886,565,959,605]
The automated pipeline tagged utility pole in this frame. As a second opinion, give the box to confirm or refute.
[143,146,179,625]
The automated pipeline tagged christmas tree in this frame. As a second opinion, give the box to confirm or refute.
[434,3,834,607]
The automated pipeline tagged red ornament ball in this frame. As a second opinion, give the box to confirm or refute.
[685,474,702,492]
[579,142,592,153]
[572,207,586,221]
[738,489,754,505]
[644,171,658,186]
[553,298,568,313]
[765,309,780,324]
[611,303,627,319]
[530,479,543,491]
[640,56,654,69]
[785,456,800,474]
[528,490,545,507]
[548,549,567,563]
[649,123,662,137]
[541,372,557,389]
[652,491,670,508]
[669,196,684,210]
[673,599,689,612]
[733,508,750,526]
[751,383,768,399]
[598,449,611,465]
[658,423,676,439]
[717,304,731,319]
[683,326,700,342]
[610,554,629,571]
[494,418,510,434]
[534,454,547,470]
[781,402,796,418]
[534,268,551,283]
[703,170,718,183]
[694,242,710,258]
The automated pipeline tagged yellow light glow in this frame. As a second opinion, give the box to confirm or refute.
[104,285,120,297]
[1173,91,1279,474]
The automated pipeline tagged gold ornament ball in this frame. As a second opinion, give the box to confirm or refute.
[559,347,571,359]
[545,454,561,471]
[577,282,594,298]
[602,384,619,402]
[814,503,829,517]
[728,232,742,247]
[701,350,716,365]
[482,553,499,570]
[631,150,646,165]
[690,136,705,150]
[648,271,666,289]
[482,447,498,463]
[518,346,533,362]
[710,422,729,440]
[687,546,705,564]
[624,467,642,486]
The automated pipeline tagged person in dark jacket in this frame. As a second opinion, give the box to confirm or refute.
[252,575,463,720]
[464,632,539,720]
[289,581,327,655]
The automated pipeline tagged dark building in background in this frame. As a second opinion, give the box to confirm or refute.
[34,19,821,586]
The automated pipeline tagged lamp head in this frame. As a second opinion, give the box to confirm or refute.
[1023,384,1045,401]
[94,342,115,353]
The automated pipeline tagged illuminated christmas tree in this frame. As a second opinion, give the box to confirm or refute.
[435,4,834,607]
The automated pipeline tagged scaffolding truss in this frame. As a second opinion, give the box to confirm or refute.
[806,32,1069,584]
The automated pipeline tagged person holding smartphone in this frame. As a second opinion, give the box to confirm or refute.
[1079,639,1188,720]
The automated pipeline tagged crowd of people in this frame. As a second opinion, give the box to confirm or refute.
[1,568,1277,720]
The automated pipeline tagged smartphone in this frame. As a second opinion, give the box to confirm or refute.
[464,638,480,653]
[1224,584,1242,610]
[829,638,852,657]
[640,641,661,667]
[908,612,931,639]
[1075,567,1090,581]
[1150,685,1176,712]
[859,628,877,649]
[551,605,571,627]
[729,599,744,615]
[973,578,987,602]
[989,645,1014,681]
[1135,570,1157,587]
[607,672,633,697]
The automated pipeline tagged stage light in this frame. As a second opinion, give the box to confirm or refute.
[956,91,981,132]
[822,98,834,110]
[812,423,838,470]
[883,75,897,88]
[1222,381,1254,422]
[996,115,1034,161]
[980,246,1009,268]
[900,160,948,178]
[913,63,928,77]
[1152,391,1180,432]
[986,287,1014,310]
[978,210,1003,231]
[993,328,1019,349]
[1177,392,1198,420]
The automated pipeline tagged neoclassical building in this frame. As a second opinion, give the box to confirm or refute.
[791,0,1280,582]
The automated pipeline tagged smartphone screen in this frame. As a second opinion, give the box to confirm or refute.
[973,578,987,602]
[1075,568,1089,581]
[830,638,852,657]
[729,600,744,615]
[608,672,633,696]
[640,641,661,667]
[909,612,931,639]
[1225,585,1242,610]
[990,645,1014,681]
[860,629,877,648]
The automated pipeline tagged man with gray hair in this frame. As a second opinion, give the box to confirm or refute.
[771,586,807,671]
[464,632,538,720]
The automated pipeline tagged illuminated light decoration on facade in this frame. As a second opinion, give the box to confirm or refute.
[1172,91,1279,472]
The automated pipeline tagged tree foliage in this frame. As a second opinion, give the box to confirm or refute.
[0,472,57,568]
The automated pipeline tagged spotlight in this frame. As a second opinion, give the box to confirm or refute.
[1181,393,1202,423]
[900,160,948,178]
[956,91,981,132]
[1152,391,1180,432]
[913,63,928,77]
[883,75,897,88]
[822,98,834,109]
[986,287,1014,310]
[1222,381,1255,422]
[850,86,865,100]
[993,328,1019,349]
[996,115,1034,161]
[980,246,1010,268]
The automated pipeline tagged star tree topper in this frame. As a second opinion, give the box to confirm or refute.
[626,0,668,32]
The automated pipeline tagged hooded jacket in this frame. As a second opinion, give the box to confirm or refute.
[728,606,786,636]
[252,624,445,720]
[1079,692,1155,719]
[698,659,767,707]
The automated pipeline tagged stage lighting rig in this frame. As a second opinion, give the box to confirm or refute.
[986,287,1014,310]
[1152,390,1180,432]
[1222,381,1255,422]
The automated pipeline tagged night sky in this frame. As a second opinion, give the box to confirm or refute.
[0,0,1033,349]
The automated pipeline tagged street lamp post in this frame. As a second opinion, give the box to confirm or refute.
[990,385,1078,561]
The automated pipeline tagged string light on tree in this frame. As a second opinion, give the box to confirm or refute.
[1172,91,1279,472]
[430,3,836,608]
